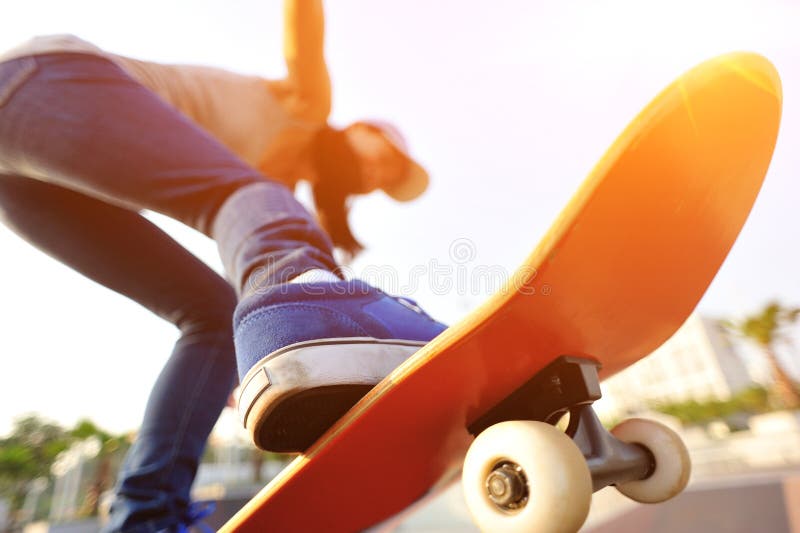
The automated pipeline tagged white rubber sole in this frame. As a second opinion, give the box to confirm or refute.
[237,337,425,451]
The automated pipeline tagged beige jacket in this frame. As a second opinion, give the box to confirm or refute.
[0,1,332,187]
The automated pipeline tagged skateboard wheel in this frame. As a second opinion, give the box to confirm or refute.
[462,421,592,533]
[610,418,691,503]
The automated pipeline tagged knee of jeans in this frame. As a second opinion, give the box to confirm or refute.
[173,289,237,337]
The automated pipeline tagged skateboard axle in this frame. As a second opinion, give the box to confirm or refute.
[486,462,528,511]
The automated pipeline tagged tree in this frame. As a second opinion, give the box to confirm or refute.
[0,415,129,525]
[0,415,72,522]
[725,301,800,409]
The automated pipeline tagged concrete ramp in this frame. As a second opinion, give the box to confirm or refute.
[587,475,800,533]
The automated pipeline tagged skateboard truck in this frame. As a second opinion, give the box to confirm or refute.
[469,356,656,495]
[468,356,602,436]
[567,405,655,492]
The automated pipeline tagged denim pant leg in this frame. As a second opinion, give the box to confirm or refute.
[0,54,336,530]
[0,174,237,531]
[0,53,338,294]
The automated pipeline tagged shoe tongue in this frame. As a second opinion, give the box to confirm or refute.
[289,269,341,284]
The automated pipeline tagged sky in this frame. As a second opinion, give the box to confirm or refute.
[1,0,799,436]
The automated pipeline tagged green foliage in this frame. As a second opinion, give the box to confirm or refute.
[735,386,773,412]
[0,445,37,485]
[724,300,800,409]
[724,300,800,347]
[0,415,71,481]
[70,419,112,442]
[0,414,127,522]
[651,386,772,426]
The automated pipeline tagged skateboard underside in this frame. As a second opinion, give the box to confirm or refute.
[221,52,782,532]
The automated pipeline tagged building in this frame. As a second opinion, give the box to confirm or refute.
[595,313,754,422]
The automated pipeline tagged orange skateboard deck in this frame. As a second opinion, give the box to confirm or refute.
[221,52,781,532]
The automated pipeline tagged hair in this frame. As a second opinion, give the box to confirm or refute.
[309,125,364,259]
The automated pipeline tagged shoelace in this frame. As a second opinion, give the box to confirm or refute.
[175,501,216,533]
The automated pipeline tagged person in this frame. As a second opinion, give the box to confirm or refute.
[0,1,446,531]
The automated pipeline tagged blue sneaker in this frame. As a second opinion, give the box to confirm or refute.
[234,278,447,452]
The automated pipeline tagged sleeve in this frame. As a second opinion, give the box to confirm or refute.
[282,0,332,121]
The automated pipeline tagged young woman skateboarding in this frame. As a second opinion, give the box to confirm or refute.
[0,1,445,530]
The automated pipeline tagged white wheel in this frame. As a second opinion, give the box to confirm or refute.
[610,418,691,503]
[462,421,592,533]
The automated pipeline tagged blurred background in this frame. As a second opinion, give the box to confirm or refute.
[0,0,799,531]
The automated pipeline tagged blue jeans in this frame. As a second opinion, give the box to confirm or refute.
[0,53,336,531]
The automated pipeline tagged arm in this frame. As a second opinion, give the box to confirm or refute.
[282,0,332,121]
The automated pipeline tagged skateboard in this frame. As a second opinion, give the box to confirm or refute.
[220,52,782,533]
